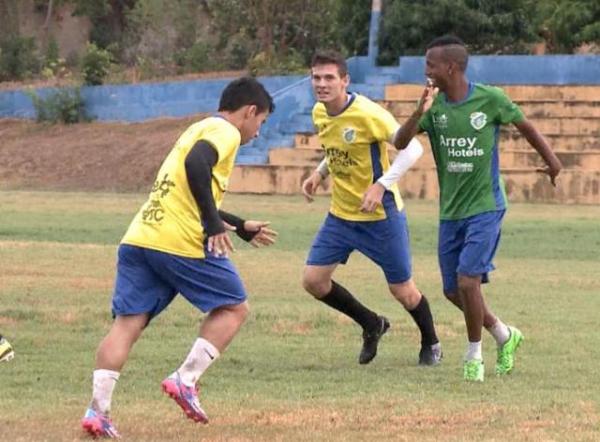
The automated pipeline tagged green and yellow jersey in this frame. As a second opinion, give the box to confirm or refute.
[122,116,241,258]
[313,93,403,221]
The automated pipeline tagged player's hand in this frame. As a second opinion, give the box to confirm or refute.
[243,220,278,248]
[207,226,235,257]
[302,171,323,202]
[536,162,561,187]
[417,79,438,114]
[360,182,386,213]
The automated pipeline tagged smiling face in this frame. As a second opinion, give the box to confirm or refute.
[425,46,451,92]
[310,63,349,107]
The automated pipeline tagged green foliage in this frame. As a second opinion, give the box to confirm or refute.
[27,87,89,124]
[0,35,40,81]
[81,42,112,86]
[378,0,538,64]
[336,0,370,56]
[174,41,212,73]
[536,0,600,52]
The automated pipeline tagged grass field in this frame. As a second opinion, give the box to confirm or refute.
[1,191,599,441]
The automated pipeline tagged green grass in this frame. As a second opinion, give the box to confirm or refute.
[1,191,599,441]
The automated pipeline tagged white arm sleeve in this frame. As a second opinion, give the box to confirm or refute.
[376,137,424,190]
[316,158,329,178]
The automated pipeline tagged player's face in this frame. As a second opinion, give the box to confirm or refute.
[311,63,349,104]
[425,47,450,91]
[240,106,269,145]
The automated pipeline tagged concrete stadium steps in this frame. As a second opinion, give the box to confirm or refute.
[384,100,600,119]
[268,147,324,166]
[502,150,600,170]
[384,84,600,102]
[229,165,599,204]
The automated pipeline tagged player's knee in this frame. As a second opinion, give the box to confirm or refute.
[389,279,420,308]
[302,272,329,298]
[457,275,480,295]
[235,301,250,322]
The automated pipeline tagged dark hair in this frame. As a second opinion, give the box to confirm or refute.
[218,77,274,114]
[426,35,469,71]
[311,51,348,77]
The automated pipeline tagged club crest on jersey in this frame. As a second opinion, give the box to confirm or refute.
[433,113,448,129]
[342,127,356,143]
[470,112,487,130]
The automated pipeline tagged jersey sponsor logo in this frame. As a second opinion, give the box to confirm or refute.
[447,161,474,173]
[470,112,487,130]
[325,147,358,167]
[141,173,176,224]
[342,127,356,143]
[440,135,484,158]
[433,113,448,129]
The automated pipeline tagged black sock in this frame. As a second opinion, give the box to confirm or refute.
[319,281,379,330]
[408,294,438,346]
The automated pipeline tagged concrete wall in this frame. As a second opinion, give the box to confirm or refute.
[0,75,305,121]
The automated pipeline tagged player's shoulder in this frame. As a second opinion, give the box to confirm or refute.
[352,93,384,111]
[473,83,510,100]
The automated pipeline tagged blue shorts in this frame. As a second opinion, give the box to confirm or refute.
[111,244,247,319]
[438,210,505,294]
[306,210,412,284]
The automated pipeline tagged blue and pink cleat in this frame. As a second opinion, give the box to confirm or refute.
[81,408,121,439]
[161,372,209,424]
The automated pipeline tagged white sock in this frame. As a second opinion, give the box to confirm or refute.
[92,369,120,415]
[486,319,510,346]
[174,338,220,387]
[465,341,482,361]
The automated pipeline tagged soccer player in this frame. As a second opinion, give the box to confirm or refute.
[301,51,442,366]
[393,36,562,381]
[0,333,14,362]
[81,77,278,438]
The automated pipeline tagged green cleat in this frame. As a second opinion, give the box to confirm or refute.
[463,358,484,382]
[496,326,523,375]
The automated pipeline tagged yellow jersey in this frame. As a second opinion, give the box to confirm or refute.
[313,93,403,221]
[122,116,241,258]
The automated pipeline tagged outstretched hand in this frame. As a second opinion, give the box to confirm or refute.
[207,222,236,257]
[243,220,278,248]
[302,171,323,202]
[536,165,560,187]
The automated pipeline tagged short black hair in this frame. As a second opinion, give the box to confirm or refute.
[426,35,469,71]
[218,77,274,114]
[311,51,348,77]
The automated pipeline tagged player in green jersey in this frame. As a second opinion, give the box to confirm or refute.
[392,36,562,381]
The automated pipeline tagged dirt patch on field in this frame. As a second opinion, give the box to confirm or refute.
[0,117,208,192]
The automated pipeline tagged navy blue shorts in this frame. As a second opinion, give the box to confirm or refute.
[438,210,505,294]
[111,244,247,318]
[306,210,412,284]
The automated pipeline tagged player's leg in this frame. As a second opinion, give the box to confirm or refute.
[158,250,249,423]
[82,244,175,438]
[360,209,441,365]
[0,333,14,362]
[303,214,385,364]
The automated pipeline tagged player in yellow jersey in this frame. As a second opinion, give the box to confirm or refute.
[81,77,278,439]
[0,333,14,362]
[301,52,442,366]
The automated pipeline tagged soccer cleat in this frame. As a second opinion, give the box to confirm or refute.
[161,372,209,423]
[496,326,524,375]
[81,408,121,439]
[463,358,484,382]
[0,337,14,362]
[419,343,443,366]
[359,316,390,365]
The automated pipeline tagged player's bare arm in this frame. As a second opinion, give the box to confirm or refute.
[513,119,563,186]
[392,81,438,150]
[302,160,327,202]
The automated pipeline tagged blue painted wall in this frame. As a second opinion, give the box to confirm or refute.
[397,55,600,85]
[0,75,304,121]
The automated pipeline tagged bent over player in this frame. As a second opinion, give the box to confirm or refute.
[81,77,278,438]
